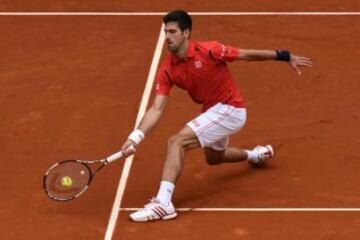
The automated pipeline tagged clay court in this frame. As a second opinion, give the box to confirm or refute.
[1,1,360,239]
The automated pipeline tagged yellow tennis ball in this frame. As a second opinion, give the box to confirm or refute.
[61,176,73,187]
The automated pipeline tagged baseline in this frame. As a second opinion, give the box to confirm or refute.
[120,208,360,212]
[1,12,360,16]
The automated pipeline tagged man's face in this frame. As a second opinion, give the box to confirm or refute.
[164,21,190,52]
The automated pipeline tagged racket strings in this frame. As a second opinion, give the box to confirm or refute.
[44,161,91,201]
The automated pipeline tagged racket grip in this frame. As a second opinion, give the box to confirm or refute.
[107,145,136,163]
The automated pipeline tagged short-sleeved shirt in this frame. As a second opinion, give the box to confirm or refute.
[156,40,245,112]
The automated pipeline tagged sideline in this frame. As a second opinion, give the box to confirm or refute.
[104,24,165,240]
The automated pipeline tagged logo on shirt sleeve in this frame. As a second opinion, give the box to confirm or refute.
[194,60,202,69]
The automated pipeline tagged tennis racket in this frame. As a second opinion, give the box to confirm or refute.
[43,145,135,202]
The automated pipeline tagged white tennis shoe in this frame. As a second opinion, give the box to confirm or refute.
[250,145,274,166]
[129,197,177,222]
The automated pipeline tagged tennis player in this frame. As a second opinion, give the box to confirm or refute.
[121,10,312,222]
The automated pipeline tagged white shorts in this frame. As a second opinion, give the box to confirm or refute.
[187,103,247,151]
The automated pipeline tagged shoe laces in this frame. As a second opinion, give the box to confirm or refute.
[144,197,160,208]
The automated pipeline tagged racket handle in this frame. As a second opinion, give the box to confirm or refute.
[106,145,136,163]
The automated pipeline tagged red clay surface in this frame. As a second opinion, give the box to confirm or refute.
[1,0,360,12]
[0,16,161,239]
[1,4,360,240]
[116,212,360,240]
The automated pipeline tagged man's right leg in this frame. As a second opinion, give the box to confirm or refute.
[129,126,200,222]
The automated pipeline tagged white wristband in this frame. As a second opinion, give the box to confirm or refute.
[128,129,145,145]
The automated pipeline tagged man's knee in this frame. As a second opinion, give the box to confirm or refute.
[204,148,225,166]
[168,127,200,150]
[168,134,182,148]
[167,133,191,149]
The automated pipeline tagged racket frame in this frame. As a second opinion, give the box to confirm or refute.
[43,159,101,202]
[43,146,133,202]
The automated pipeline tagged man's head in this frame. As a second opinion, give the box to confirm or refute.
[163,10,192,53]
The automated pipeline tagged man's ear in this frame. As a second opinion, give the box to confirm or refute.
[183,28,191,38]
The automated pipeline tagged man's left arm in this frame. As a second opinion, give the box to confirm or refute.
[237,49,313,75]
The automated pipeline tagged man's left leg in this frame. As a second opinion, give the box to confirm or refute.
[204,145,274,166]
[204,147,247,165]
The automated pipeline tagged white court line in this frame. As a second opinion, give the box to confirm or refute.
[104,24,165,240]
[120,208,360,212]
[1,12,360,16]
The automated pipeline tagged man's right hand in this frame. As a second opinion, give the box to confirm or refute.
[121,139,137,157]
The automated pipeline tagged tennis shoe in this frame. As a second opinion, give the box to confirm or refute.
[129,197,177,222]
[250,144,274,166]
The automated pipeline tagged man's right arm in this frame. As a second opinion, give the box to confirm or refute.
[121,95,168,155]
[137,95,168,135]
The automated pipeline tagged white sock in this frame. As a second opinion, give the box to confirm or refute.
[245,150,259,163]
[156,181,175,206]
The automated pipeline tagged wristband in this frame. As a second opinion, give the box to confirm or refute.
[128,129,145,145]
[275,50,291,62]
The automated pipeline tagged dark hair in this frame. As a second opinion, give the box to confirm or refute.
[163,10,192,32]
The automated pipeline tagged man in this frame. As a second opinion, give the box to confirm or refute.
[121,10,312,222]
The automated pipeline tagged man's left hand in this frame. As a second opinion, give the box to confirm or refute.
[289,54,313,75]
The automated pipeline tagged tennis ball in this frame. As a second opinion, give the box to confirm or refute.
[61,176,73,188]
